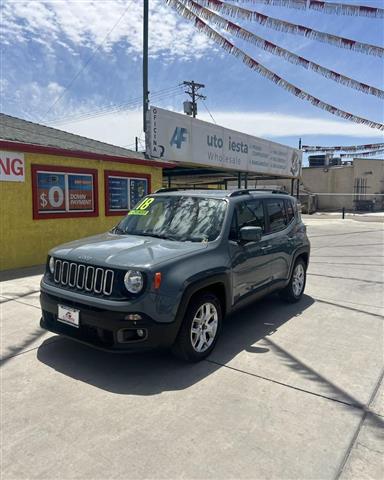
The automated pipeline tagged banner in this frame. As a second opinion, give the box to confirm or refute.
[148,106,302,178]
[36,171,94,214]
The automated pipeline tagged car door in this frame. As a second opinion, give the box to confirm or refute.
[229,198,274,304]
[264,197,296,284]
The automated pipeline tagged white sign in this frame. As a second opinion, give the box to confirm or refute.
[0,151,25,182]
[148,107,302,178]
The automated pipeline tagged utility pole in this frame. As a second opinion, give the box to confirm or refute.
[183,80,206,118]
[143,0,149,133]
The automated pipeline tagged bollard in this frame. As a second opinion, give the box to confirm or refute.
[342,207,345,219]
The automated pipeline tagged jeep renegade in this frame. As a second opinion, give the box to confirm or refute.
[40,189,310,362]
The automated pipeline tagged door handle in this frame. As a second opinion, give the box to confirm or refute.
[261,245,272,251]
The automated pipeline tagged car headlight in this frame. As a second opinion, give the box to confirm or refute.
[124,270,144,294]
[49,256,55,274]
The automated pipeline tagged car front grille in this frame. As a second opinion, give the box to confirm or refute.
[53,259,114,296]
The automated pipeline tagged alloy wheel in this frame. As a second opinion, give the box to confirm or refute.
[292,263,305,296]
[190,302,218,353]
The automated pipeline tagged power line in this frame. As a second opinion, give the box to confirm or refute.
[50,85,184,125]
[44,0,134,118]
[202,100,217,124]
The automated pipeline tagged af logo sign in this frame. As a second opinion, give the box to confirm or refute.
[170,127,188,149]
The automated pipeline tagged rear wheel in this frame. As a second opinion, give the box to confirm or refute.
[172,293,222,362]
[279,258,306,303]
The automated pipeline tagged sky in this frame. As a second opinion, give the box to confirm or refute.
[1,0,383,160]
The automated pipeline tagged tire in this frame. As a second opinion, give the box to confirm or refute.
[172,293,222,362]
[279,258,307,303]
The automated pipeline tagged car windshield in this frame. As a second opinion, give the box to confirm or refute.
[113,195,227,242]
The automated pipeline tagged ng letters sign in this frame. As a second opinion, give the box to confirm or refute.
[0,151,25,182]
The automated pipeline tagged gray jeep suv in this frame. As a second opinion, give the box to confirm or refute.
[40,189,310,362]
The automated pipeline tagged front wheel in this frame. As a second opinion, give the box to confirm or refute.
[172,293,222,362]
[279,258,307,303]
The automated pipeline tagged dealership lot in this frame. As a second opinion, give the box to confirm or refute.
[1,217,383,480]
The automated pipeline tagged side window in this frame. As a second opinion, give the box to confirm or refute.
[237,200,265,231]
[285,199,295,224]
[229,211,238,241]
[266,199,287,233]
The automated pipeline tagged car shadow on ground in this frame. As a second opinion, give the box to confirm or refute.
[37,294,314,395]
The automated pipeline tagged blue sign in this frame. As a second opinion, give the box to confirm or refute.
[108,177,128,210]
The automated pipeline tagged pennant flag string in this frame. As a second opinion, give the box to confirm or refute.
[309,1,384,18]
[194,0,383,57]
[182,0,383,98]
[228,1,384,19]
[166,0,384,131]
[340,149,384,158]
[302,143,384,153]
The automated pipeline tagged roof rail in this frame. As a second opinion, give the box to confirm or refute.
[228,189,289,197]
[154,187,223,193]
[154,188,181,193]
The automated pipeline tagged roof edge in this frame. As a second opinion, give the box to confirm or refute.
[0,140,175,169]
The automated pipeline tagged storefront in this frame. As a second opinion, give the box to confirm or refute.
[0,135,169,271]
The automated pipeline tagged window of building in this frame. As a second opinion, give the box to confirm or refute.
[104,171,150,216]
[266,199,287,233]
[32,165,98,219]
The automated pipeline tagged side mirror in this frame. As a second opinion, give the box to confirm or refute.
[240,226,263,243]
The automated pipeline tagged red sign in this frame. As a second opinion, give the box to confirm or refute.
[68,175,93,211]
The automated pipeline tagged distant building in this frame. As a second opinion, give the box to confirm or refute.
[302,158,384,211]
[308,154,342,167]
[254,157,384,212]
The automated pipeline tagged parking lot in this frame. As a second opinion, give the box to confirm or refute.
[1,217,383,480]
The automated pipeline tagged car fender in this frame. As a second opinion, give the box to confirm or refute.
[288,246,310,280]
[173,271,231,332]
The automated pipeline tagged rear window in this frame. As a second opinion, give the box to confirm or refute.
[266,199,287,233]
[285,199,295,224]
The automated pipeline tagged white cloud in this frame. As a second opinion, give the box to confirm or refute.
[1,0,213,60]
[55,109,384,150]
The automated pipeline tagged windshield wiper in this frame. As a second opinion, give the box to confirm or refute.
[111,226,126,235]
[138,232,179,241]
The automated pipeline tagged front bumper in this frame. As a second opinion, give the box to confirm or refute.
[40,291,180,353]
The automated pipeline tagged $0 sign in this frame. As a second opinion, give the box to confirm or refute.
[40,186,64,209]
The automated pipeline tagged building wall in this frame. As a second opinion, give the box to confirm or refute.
[353,159,384,209]
[301,166,355,209]
[0,150,162,270]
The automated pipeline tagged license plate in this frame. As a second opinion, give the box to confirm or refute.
[58,305,80,328]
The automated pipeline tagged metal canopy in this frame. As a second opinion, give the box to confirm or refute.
[163,164,297,193]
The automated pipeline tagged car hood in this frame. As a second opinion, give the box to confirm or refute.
[50,232,209,269]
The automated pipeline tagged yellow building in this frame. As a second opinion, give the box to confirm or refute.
[0,114,171,271]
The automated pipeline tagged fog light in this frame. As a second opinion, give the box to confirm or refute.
[125,313,142,321]
[137,329,145,337]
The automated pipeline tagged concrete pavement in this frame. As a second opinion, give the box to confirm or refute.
[1,218,383,479]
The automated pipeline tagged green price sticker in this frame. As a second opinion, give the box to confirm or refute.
[128,197,154,216]
[128,210,149,216]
